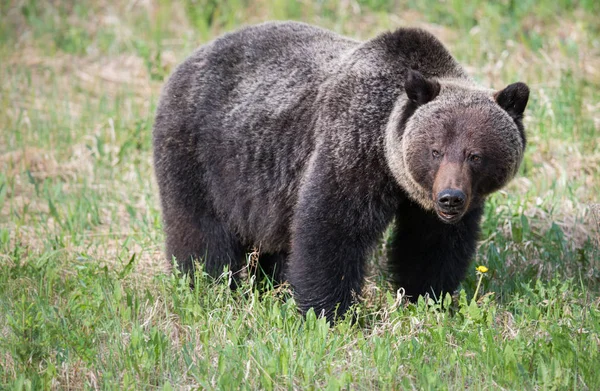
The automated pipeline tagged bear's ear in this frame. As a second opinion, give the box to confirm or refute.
[494,82,530,121]
[405,70,440,106]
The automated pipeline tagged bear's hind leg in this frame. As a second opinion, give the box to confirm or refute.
[155,131,246,286]
[388,201,483,301]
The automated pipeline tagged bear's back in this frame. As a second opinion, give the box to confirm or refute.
[166,21,357,119]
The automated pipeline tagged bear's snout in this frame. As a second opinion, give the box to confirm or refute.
[432,162,471,223]
[435,188,467,223]
[437,189,466,209]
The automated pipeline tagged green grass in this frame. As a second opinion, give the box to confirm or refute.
[1,0,599,389]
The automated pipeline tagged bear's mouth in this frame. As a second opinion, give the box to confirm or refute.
[436,209,464,224]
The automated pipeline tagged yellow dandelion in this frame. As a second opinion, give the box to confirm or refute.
[476,265,489,273]
[473,266,489,302]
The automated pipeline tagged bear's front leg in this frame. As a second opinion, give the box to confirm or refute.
[287,159,394,322]
[388,200,484,301]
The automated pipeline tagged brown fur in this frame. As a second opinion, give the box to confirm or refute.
[153,22,529,321]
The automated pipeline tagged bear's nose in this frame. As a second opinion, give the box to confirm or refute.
[437,189,466,210]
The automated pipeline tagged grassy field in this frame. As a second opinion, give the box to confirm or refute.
[1,0,599,389]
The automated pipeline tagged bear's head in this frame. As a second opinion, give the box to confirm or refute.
[386,70,530,224]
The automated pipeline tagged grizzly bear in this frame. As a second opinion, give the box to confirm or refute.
[153,21,529,321]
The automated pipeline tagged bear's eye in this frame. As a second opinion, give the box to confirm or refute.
[432,150,441,159]
[469,154,482,163]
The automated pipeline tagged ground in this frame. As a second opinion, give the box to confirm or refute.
[0,0,599,389]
